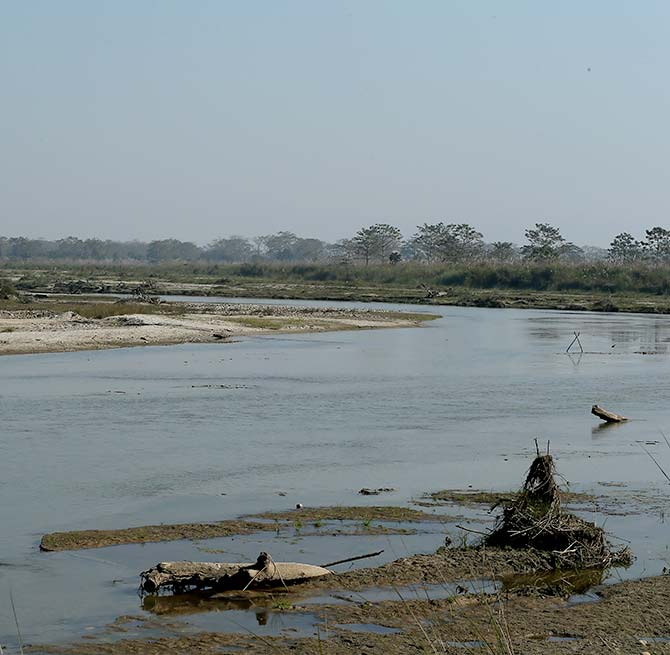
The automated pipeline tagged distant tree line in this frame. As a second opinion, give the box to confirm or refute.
[1,223,669,266]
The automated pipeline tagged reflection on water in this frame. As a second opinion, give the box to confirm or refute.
[527,313,670,354]
[502,567,604,596]
[335,623,401,635]
[1,303,670,647]
[591,421,629,436]
[141,579,501,619]
[142,590,290,616]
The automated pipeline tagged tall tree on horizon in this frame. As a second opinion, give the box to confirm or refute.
[608,232,643,263]
[410,222,483,262]
[642,227,670,263]
[521,223,580,261]
[352,224,402,265]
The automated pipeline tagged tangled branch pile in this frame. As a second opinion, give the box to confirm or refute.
[485,452,630,570]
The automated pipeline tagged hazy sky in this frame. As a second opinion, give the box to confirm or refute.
[1,1,668,246]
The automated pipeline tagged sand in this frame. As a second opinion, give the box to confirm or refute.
[0,303,433,356]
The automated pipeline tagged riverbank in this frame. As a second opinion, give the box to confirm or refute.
[0,301,436,356]
[185,283,670,313]
[8,262,670,314]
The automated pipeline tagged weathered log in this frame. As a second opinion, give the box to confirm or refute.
[591,404,628,423]
[140,553,332,594]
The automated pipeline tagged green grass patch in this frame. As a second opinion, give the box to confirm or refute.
[250,505,449,523]
[40,505,446,551]
[424,489,597,507]
[224,316,313,330]
[0,299,186,318]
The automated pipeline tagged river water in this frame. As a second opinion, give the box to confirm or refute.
[1,301,670,648]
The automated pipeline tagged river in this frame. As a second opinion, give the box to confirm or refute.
[1,301,669,648]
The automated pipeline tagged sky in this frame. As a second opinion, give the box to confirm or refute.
[1,1,669,246]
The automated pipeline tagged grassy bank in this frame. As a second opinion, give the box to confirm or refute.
[5,261,670,313]
[6,260,670,293]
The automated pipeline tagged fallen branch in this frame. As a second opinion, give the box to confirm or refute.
[140,552,332,595]
[321,549,384,568]
[591,405,628,423]
[455,525,490,536]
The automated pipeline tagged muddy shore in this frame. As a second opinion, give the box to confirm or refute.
[33,492,660,654]
[31,553,670,655]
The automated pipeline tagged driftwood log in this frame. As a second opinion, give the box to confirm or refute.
[591,405,628,423]
[140,552,332,594]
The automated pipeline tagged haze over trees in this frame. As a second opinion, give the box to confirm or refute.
[1,223,670,267]
[410,223,484,263]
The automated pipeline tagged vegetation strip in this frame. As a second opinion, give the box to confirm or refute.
[39,506,446,551]
[8,262,670,314]
[424,488,598,507]
[249,506,447,523]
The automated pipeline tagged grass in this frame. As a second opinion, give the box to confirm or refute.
[50,261,670,291]
[9,260,670,294]
[250,506,449,523]
[423,489,597,507]
[0,299,186,318]
[69,302,185,319]
[9,261,670,314]
[40,505,444,551]
[225,316,317,330]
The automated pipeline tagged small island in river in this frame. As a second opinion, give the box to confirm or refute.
[0,299,438,356]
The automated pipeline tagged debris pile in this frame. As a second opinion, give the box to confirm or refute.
[485,450,630,570]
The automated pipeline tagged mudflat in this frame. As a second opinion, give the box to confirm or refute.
[34,555,670,655]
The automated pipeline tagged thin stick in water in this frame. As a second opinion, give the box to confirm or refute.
[640,444,670,483]
[321,549,384,568]
[455,524,490,536]
[566,331,584,354]
[10,589,24,655]
[661,430,670,451]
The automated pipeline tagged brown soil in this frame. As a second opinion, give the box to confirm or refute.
[300,545,596,592]
[30,567,670,655]
[39,520,277,552]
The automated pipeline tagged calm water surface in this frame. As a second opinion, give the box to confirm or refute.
[1,302,670,647]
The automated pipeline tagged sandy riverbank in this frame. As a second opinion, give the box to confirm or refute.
[0,302,436,356]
